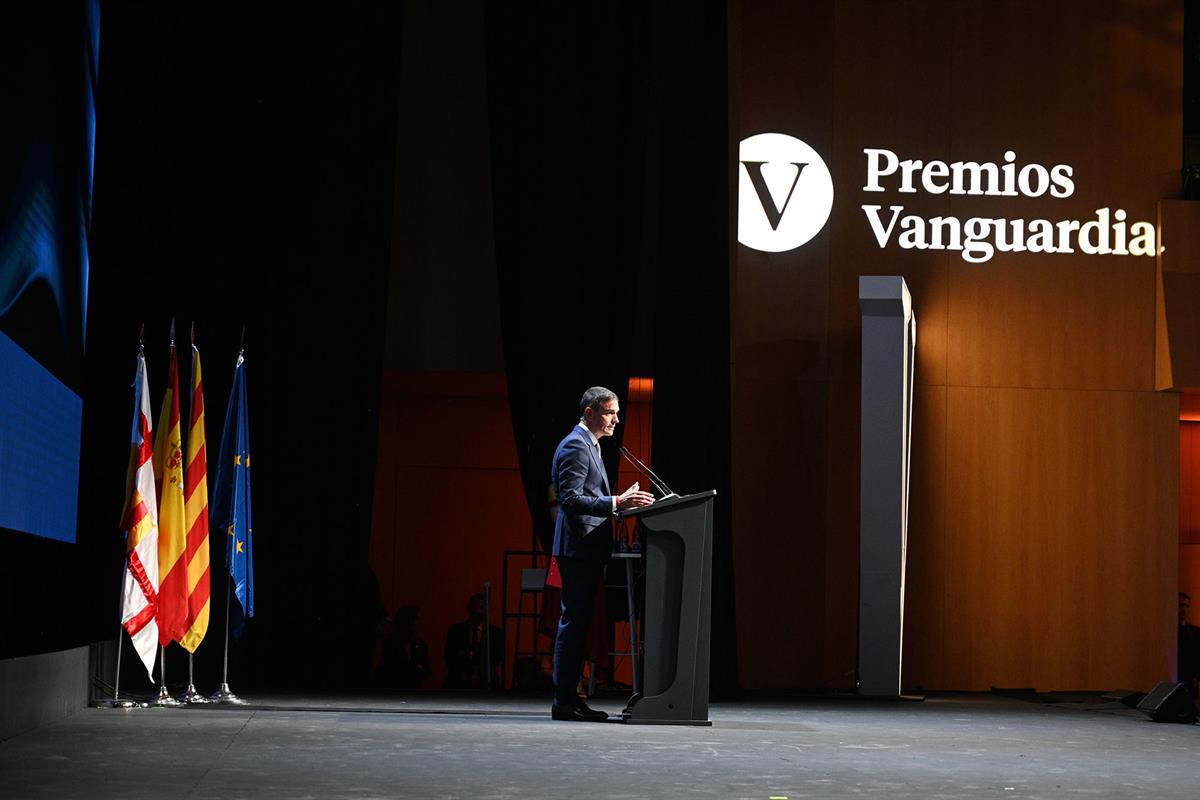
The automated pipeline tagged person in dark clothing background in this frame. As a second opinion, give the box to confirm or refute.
[443,593,503,690]
[378,605,431,690]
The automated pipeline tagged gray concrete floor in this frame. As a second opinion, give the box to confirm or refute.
[1,692,1198,799]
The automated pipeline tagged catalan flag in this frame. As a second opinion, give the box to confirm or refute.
[153,340,187,645]
[118,348,160,680]
[180,341,210,653]
[211,351,253,638]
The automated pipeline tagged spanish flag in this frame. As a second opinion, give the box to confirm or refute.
[119,348,160,680]
[153,339,187,645]
[180,341,211,653]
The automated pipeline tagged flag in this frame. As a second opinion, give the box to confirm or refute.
[211,352,253,638]
[180,341,211,653]
[118,349,160,680]
[153,340,187,645]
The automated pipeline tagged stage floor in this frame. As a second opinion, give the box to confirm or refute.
[1,691,1197,798]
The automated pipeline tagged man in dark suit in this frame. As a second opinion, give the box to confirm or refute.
[550,386,653,722]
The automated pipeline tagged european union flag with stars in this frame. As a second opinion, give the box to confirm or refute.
[211,352,254,638]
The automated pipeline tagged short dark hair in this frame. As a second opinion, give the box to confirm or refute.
[579,386,617,418]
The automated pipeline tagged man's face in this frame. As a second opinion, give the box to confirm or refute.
[584,399,620,439]
[1182,595,1191,625]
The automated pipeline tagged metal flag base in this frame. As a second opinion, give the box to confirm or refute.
[179,653,210,703]
[152,686,185,707]
[208,683,247,705]
[100,698,141,709]
[179,684,211,704]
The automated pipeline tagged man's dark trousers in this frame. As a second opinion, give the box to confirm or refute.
[552,555,606,706]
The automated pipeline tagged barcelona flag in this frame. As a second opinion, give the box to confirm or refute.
[119,348,160,679]
[210,352,253,638]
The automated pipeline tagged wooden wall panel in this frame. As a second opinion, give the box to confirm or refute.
[939,388,1176,690]
[732,0,1182,691]
[947,258,1155,391]
[731,380,830,688]
[939,0,1176,392]
[827,0,953,388]
[898,385,949,691]
[819,379,860,689]
[732,0,834,389]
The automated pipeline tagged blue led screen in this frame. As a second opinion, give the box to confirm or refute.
[0,1,96,543]
[0,331,82,543]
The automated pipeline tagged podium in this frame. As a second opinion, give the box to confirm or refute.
[617,490,715,726]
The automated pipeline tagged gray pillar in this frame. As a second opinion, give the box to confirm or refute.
[858,276,916,697]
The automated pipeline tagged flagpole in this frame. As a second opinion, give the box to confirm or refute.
[108,336,146,710]
[208,555,244,703]
[211,335,246,705]
[148,324,185,708]
[109,622,137,709]
[177,321,211,705]
[153,644,184,706]
[180,652,209,704]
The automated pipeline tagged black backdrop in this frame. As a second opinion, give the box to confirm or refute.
[3,1,736,697]
[76,2,403,687]
[485,4,646,556]
[486,2,738,696]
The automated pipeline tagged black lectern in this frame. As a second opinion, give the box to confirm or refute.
[617,490,715,726]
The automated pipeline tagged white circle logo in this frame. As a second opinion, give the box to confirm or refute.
[737,133,834,253]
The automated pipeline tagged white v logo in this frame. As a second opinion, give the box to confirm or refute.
[741,161,808,230]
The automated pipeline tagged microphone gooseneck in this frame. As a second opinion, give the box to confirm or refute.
[619,446,678,499]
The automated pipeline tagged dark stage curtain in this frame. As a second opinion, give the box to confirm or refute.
[485,5,648,554]
[83,4,403,688]
[486,3,738,696]
[642,2,739,700]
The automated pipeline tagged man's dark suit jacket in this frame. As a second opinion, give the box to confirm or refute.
[551,424,613,562]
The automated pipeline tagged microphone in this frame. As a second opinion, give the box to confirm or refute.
[618,446,678,500]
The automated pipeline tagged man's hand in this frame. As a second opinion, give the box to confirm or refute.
[617,481,655,510]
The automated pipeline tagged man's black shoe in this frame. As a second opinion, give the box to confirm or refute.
[574,699,606,717]
[551,702,608,722]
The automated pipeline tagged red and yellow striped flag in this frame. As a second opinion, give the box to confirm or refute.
[119,349,159,680]
[180,341,210,652]
[153,341,188,645]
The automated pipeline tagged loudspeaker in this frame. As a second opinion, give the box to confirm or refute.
[1136,682,1198,723]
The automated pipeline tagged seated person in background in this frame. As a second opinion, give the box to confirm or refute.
[378,605,431,690]
[443,593,503,690]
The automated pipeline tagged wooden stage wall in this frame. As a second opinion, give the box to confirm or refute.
[730,0,1182,691]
